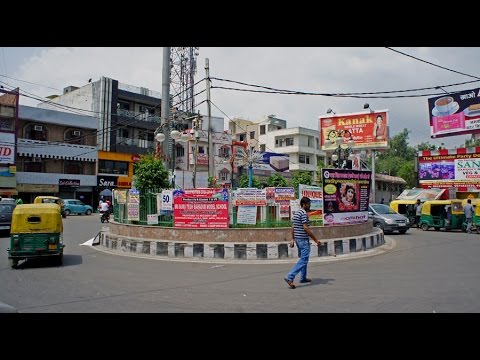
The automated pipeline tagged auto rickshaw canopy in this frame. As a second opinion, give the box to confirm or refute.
[11,203,63,234]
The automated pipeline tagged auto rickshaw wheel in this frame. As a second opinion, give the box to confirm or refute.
[421,223,429,231]
[62,212,67,218]
[56,253,63,266]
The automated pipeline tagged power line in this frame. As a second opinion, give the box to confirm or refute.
[385,47,480,80]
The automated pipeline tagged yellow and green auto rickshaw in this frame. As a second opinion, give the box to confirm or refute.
[34,196,67,218]
[390,200,417,227]
[7,203,64,268]
[418,199,464,231]
[461,198,480,233]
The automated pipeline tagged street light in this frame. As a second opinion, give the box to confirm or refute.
[331,137,355,169]
[155,112,193,188]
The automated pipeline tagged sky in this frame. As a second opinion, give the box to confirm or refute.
[1,47,479,150]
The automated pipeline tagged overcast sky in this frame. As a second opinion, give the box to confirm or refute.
[1,47,479,149]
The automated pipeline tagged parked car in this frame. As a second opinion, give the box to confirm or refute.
[368,203,410,234]
[63,199,93,216]
[0,202,16,234]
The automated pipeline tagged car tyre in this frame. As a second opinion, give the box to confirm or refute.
[85,209,92,215]
[374,222,384,231]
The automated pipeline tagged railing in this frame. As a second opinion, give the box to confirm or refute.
[113,189,323,228]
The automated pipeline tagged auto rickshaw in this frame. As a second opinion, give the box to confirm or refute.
[419,199,464,231]
[7,203,64,268]
[461,198,480,233]
[34,196,67,218]
[390,200,417,227]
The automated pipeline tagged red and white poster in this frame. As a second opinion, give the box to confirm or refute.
[173,188,229,228]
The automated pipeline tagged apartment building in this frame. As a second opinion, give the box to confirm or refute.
[37,77,229,192]
[16,105,97,204]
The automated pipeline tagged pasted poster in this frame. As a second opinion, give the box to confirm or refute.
[321,169,371,226]
[298,184,323,221]
[173,188,229,228]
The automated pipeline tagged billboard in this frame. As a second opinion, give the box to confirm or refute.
[428,87,480,138]
[321,169,372,226]
[319,110,389,150]
[418,147,480,190]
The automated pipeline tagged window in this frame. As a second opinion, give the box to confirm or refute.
[25,124,47,141]
[307,137,312,147]
[65,129,83,145]
[260,144,266,152]
[176,146,185,158]
[299,154,310,164]
[118,129,129,138]
[23,158,43,172]
[260,125,265,135]
[250,131,255,139]
[65,161,83,174]
[220,170,229,181]
[285,138,294,146]
[239,134,246,142]
[219,146,230,157]
[98,160,128,175]
[117,101,130,111]
[0,117,14,131]
[198,146,205,154]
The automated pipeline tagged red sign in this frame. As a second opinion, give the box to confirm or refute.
[173,188,229,228]
[131,155,140,162]
[319,110,389,150]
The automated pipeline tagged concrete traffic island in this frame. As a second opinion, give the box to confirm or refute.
[96,220,385,262]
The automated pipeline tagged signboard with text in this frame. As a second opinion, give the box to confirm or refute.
[320,110,389,150]
[428,87,480,138]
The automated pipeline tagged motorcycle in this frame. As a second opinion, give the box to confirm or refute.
[100,211,110,223]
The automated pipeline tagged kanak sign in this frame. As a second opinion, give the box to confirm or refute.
[319,110,389,150]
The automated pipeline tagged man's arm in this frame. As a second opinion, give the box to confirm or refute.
[303,223,320,245]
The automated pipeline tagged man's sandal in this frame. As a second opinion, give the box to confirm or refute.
[284,278,296,289]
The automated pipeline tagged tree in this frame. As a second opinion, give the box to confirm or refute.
[416,142,437,151]
[267,173,288,187]
[397,162,416,188]
[290,171,312,196]
[238,174,261,188]
[132,154,170,192]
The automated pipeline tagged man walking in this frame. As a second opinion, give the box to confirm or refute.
[464,199,474,234]
[284,197,321,289]
[415,199,423,228]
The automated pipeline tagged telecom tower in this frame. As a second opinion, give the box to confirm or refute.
[170,47,199,116]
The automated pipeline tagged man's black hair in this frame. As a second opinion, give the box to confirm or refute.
[300,197,311,206]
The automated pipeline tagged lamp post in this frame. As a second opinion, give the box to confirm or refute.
[331,137,355,169]
[155,112,193,189]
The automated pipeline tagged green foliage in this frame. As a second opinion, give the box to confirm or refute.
[267,173,288,187]
[132,154,170,192]
[397,162,416,188]
[465,138,480,148]
[238,174,261,188]
[290,171,312,196]
[416,142,437,151]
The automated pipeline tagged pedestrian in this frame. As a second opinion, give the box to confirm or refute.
[415,199,423,228]
[284,197,321,289]
[380,198,384,204]
[464,199,474,234]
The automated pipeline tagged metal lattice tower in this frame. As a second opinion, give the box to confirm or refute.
[170,47,199,116]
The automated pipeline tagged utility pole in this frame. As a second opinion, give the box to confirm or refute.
[371,149,376,203]
[206,58,214,184]
[192,112,202,188]
[160,47,171,159]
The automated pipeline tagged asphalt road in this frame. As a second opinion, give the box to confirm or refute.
[1,215,479,313]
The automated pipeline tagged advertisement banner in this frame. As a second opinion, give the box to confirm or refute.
[298,184,323,221]
[173,188,229,228]
[418,149,480,189]
[319,110,389,150]
[321,169,371,226]
[428,87,480,138]
[0,133,15,164]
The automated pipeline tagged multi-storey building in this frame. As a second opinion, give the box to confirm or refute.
[0,88,19,197]
[230,115,326,184]
[16,105,97,204]
[37,77,229,194]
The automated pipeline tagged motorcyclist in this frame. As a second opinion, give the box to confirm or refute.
[100,201,110,222]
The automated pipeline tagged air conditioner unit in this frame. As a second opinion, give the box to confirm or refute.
[34,125,43,131]
[73,130,81,136]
